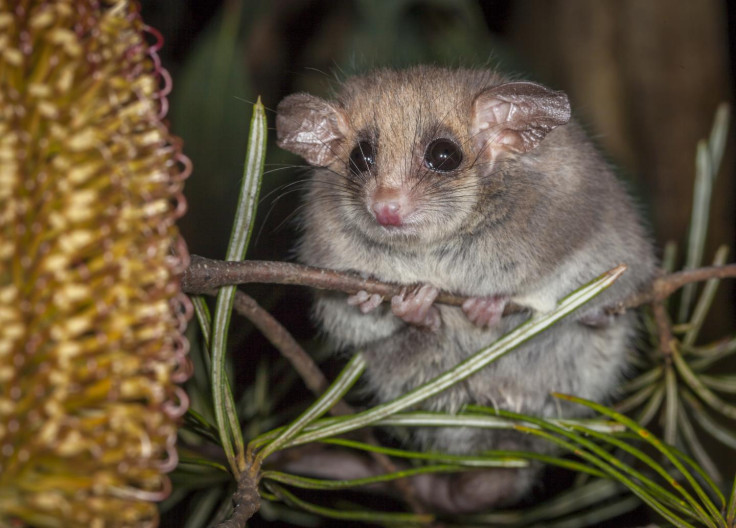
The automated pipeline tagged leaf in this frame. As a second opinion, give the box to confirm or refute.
[264,482,434,524]
[678,102,730,322]
[681,389,736,450]
[554,394,724,523]
[211,99,268,474]
[257,354,366,460]
[262,465,465,491]
[316,437,527,468]
[508,420,697,528]
[682,245,729,347]
[676,401,722,485]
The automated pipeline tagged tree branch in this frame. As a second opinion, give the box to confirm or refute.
[183,255,472,306]
[620,263,736,308]
[182,255,736,316]
[651,301,674,360]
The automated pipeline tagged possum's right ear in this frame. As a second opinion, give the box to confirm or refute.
[471,82,570,161]
[276,93,350,166]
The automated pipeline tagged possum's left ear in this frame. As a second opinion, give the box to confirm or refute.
[276,93,350,166]
[471,82,570,160]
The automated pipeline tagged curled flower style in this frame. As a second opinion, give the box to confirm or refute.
[0,1,192,526]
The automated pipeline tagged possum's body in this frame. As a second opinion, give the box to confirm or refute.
[276,66,655,512]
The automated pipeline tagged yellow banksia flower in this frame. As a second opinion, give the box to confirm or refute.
[0,1,192,526]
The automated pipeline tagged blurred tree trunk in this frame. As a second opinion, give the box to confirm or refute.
[509,0,734,333]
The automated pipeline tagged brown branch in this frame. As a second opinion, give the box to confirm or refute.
[231,290,354,416]
[183,255,472,306]
[620,263,736,309]
[215,459,261,528]
[183,255,736,316]
[651,301,674,361]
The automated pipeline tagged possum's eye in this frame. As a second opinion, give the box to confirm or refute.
[424,138,462,172]
[348,141,375,175]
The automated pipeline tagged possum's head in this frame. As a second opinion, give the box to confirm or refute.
[276,67,570,245]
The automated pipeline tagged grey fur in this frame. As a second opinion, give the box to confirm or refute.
[276,66,656,512]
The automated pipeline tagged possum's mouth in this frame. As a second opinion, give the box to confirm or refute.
[353,213,424,243]
[361,215,441,246]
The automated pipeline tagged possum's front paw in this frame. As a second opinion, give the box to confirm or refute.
[391,285,441,330]
[462,295,508,328]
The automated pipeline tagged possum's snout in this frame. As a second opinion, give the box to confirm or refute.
[369,186,415,227]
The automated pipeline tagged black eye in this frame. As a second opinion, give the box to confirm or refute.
[348,141,375,175]
[424,138,462,172]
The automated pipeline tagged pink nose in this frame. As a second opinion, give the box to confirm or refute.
[372,200,403,226]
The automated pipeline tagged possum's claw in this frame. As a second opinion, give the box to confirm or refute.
[347,290,384,313]
[462,295,508,328]
[391,285,441,330]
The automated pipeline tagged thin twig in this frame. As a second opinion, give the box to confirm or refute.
[232,290,356,415]
[183,255,478,307]
[621,263,736,309]
[652,301,674,361]
[183,255,736,316]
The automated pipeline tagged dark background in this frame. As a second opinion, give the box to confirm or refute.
[139,1,736,525]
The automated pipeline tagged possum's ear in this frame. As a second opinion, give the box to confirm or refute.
[471,82,570,160]
[276,93,350,166]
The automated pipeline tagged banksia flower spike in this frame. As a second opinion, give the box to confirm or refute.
[0,1,192,526]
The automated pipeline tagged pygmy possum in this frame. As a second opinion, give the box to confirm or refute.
[275,66,656,513]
